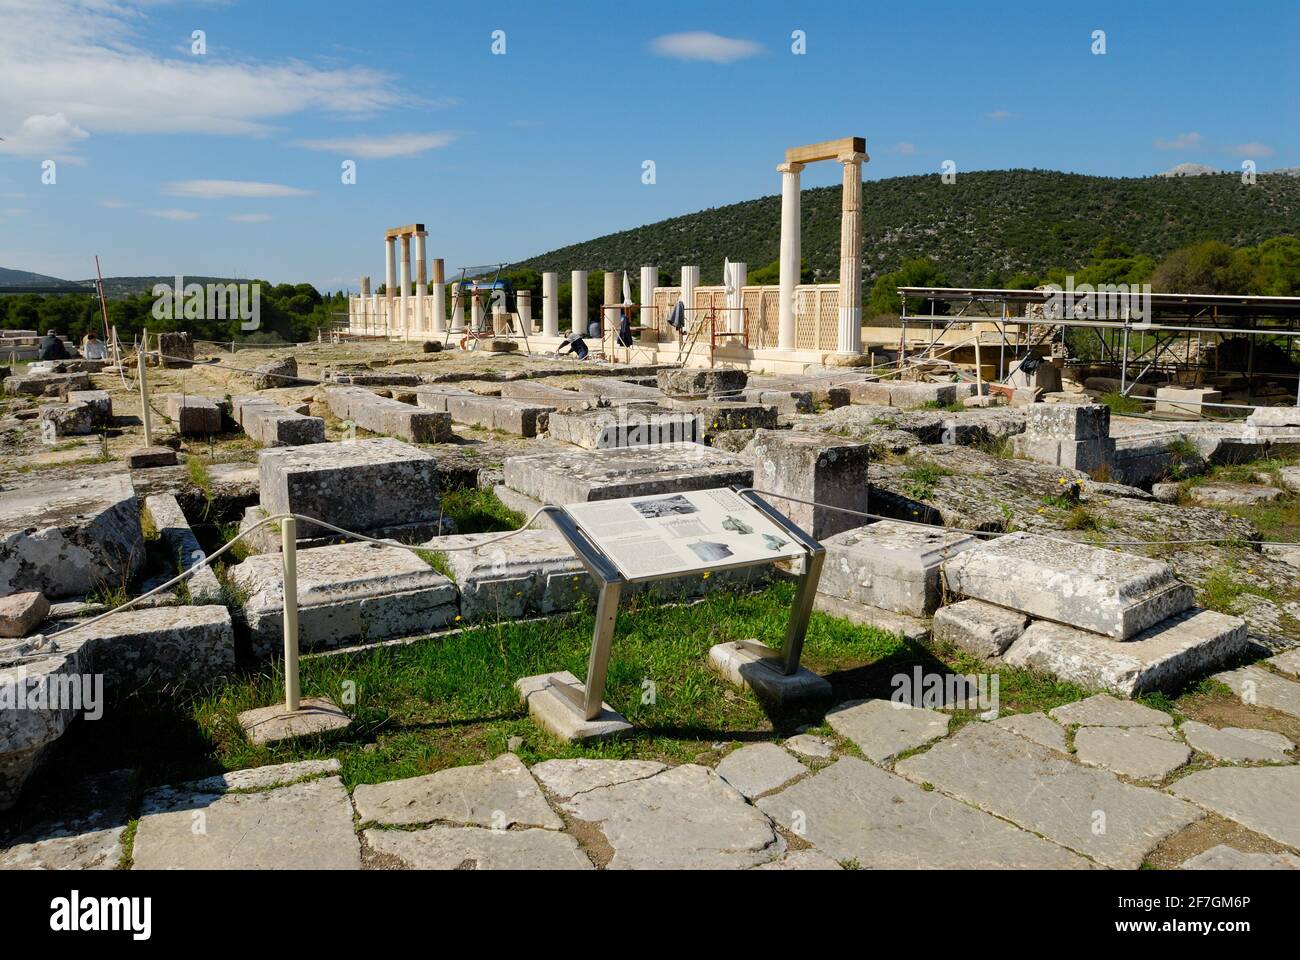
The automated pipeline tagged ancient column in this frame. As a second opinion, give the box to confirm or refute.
[358,276,371,334]
[571,270,588,335]
[777,161,804,352]
[399,234,411,340]
[640,265,657,340]
[471,290,485,331]
[542,271,559,337]
[385,237,396,304]
[450,282,465,332]
[837,152,866,355]
[725,261,747,334]
[369,293,379,337]
[517,290,533,332]
[681,265,699,334]
[603,270,619,341]
[414,232,427,333]
[431,259,446,334]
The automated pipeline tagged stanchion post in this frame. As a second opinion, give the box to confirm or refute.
[137,327,153,446]
[281,516,300,712]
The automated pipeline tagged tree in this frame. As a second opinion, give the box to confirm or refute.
[1150,240,1253,294]
[868,257,949,316]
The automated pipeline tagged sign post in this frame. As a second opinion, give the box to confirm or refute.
[536,487,825,727]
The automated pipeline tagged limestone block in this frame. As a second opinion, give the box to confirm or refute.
[3,372,91,397]
[1154,386,1222,415]
[819,521,979,617]
[49,604,236,686]
[156,331,194,368]
[673,399,778,434]
[164,394,222,435]
[740,387,814,414]
[257,438,440,538]
[0,472,144,599]
[412,384,476,411]
[576,378,664,402]
[546,406,698,449]
[941,532,1193,639]
[326,386,452,443]
[143,493,222,603]
[657,368,748,398]
[933,598,1028,657]
[1023,402,1109,440]
[251,356,300,390]
[499,381,593,412]
[66,390,111,426]
[1003,609,1249,696]
[37,401,95,437]
[502,443,751,506]
[845,380,957,409]
[227,541,457,655]
[748,430,870,539]
[0,591,49,638]
[445,394,552,437]
[0,644,89,810]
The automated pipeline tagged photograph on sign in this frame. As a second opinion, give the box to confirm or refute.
[564,488,805,580]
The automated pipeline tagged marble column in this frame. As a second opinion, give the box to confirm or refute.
[777,161,804,352]
[603,271,619,339]
[385,237,396,304]
[431,259,446,334]
[517,290,533,332]
[450,282,464,332]
[357,276,371,334]
[640,265,657,340]
[414,232,427,333]
[399,234,411,339]
[725,261,747,334]
[369,293,379,336]
[571,270,587,335]
[542,271,559,337]
[681,265,699,333]
[837,153,866,355]
[471,290,484,331]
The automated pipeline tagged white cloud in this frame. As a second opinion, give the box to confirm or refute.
[228,213,272,223]
[100,199,129,208]
[648,32,762,64]
[0,112,90,159]
[1155,132,1204,150]
[292,131,456,158]
[0,1,409,159]
[892,142,917,155]
[145,208,200,221]
[986,109,1012,122]
[165,180,312,199]
[1231,141,1274,158]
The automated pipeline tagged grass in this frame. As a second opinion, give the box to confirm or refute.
[1100,391,1145,415]
[899,464,953,501]
[1061,506,1103,531]
[1198,567,1279,614]
[919,400,967,413]
[439,486,525,534]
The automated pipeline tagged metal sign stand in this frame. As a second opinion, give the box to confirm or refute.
[542,489,825,723]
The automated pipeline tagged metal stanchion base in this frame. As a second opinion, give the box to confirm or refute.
[515,671,632,743]
[708,639,832,708]
[237,696,351,746]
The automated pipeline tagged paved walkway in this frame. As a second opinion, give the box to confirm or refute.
[2,692,1297,870]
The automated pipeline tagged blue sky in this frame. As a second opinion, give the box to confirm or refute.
[1,0,1296,289]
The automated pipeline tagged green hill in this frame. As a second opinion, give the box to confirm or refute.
[511,169,1300,286]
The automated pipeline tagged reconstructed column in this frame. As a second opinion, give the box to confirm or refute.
[681,265,699,331]
[542,271,559,337]
[725,261,747,334]
[837,153,866,355]
[399,234,411,340]
[450,282,465,332]
[385,238,396,303]
[517,290,533,332]
[414,232,427,333]
[640,265,657,340]
[369,293,379,336]
[777,161,804,352]
[571,270,588,335]
[603,270,619,339]
[431,259,446,334]
[471,290,485,331]
[357,276,371,334]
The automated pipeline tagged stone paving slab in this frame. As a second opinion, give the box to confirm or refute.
[826,699,950,762]
[176,759,340,793]
[132,776,360,870]
[783,734,833,759]
[1073,727,1191,781]
[1180,844,1300,869]
[560,764,782,870]
[1049,694,1172,728]
[1179,721,1294,763]
[934,599,1028,658]
[757,756,1090,869]
[1168,766,1300,849]
[1267,648,1300,677]
[0,823,124,870]
[364,825,592,870]
[715,743,807,799]
[352,753,562,830]
[993,712,1068,752]
[752,849,843,870]
[529,759,666,800]
[1215,665,1300,719]
[895,723,1203,869]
